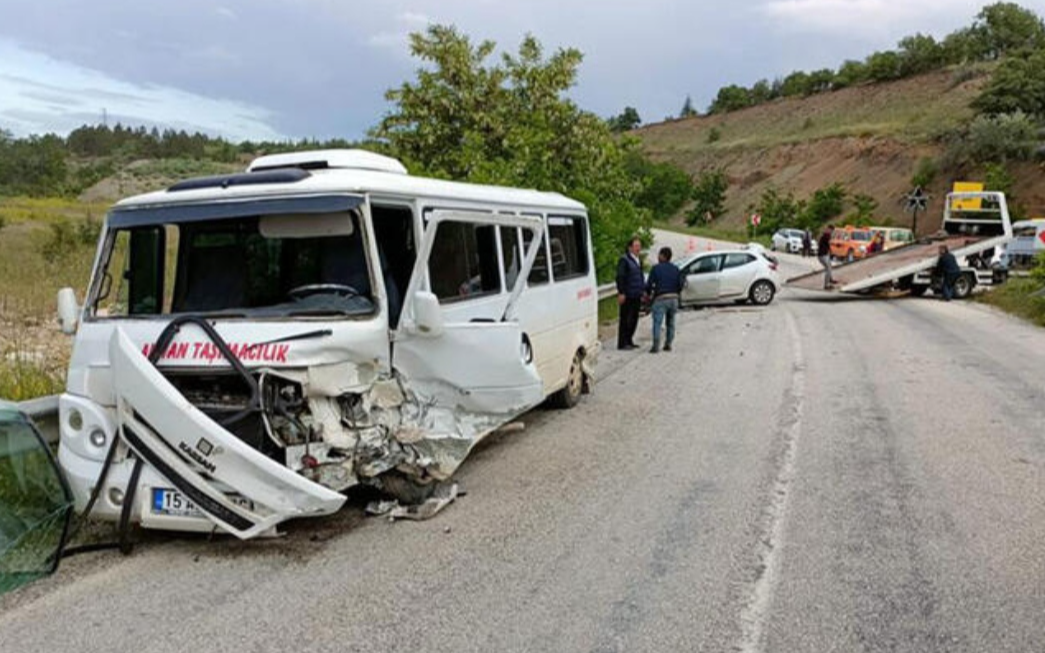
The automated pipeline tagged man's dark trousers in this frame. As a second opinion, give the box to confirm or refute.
[618,298,641,349]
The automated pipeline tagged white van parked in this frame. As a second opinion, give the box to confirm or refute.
[1001,219,1045,269]
[55,150,599,538]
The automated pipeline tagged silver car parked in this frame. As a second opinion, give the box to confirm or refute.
[771,228,806,253]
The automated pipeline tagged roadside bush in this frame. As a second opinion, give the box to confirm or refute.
[1031,251,1045,284]
[970,112,1038,161]
[75,214,101,245]
[911,157,938,188]
[802,182,847,227]
[688,169,728,225]
[755,187,804,234]
[943,112,1039,166]
[849,193,879,224]
[624,151,694,221]
[36,218,97,262]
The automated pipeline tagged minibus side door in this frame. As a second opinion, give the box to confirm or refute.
[394,212,545,415]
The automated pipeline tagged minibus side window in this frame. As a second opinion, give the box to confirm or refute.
[522,225,550,285]
[429,221,502,302]
[548,216,589,281]
[500,226,522,290]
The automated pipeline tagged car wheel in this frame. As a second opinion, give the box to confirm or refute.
[548,351,584,409]
[749,280,775,306]
[953,273,974,299]
[770,243,777,251]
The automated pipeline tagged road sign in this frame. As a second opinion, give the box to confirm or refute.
[750,213,761,226]
[905,187,929,213]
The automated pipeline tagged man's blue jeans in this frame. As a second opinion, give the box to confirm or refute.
[651,297,679,350]
[941,273,960,300]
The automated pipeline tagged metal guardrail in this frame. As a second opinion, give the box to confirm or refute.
[597,283,616,300]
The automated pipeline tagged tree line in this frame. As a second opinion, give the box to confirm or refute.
[703,2,1045,115]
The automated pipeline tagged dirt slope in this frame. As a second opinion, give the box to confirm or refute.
[634,67,1045,232]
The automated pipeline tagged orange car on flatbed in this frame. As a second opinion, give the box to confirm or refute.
[829,226,873,262]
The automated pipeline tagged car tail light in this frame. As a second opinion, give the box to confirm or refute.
[769,261,778,271]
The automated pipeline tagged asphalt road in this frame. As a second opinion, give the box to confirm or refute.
[2,239,1043,653]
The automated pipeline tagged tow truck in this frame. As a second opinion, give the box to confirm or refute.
[787,191,1012,299]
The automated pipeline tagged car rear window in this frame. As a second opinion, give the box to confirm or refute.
[723,253,754,269]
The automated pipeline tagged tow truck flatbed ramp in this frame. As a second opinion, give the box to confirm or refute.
[786,235,988,293]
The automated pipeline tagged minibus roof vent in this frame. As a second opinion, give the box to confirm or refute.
[168,168,311,192]
[247,149,408,175]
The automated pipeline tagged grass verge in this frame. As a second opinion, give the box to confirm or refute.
[0,359,65,402]
[976,278,1045,326]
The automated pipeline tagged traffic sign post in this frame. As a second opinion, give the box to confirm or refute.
[750,212,761,237]
[904,187,930,236]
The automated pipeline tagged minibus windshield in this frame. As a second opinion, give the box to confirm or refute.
[90,211,375,319]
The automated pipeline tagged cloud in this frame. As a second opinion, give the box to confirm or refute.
[0,40,285,142]
[760,0,985,37]
[368,11,433,52]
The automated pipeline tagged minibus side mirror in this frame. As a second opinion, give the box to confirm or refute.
[57,288,80,335]
[411,291,444,338]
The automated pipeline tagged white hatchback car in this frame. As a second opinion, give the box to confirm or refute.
[675,248,781,306]
[771,228,806,253]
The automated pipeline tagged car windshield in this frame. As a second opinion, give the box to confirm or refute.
[851,231,871,241]
[91,210,376,319]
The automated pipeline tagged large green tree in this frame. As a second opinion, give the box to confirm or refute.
[370,25,649,280]
[973,1,1045,59]
[972,48,1045,118]
[708,85,752,113]
[608,106,642,132]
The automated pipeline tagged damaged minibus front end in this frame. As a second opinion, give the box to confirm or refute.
[58,180,546,539]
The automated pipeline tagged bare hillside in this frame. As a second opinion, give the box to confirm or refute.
[635,67,1045,231]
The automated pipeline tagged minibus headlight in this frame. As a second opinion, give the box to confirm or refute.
[67,409,83,432]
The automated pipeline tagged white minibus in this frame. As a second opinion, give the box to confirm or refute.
[55,150,599,538]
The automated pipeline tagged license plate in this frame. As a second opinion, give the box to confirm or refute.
[151,488,253,518]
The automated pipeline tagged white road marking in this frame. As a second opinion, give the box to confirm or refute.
[737,308,805,653]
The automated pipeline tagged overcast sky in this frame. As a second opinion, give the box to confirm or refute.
[1,0,1042,142]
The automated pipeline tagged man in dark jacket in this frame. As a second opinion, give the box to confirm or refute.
[936,244,962,301]
[616,237,644,350]
[817,225,836,289]
[645,246,685,353]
